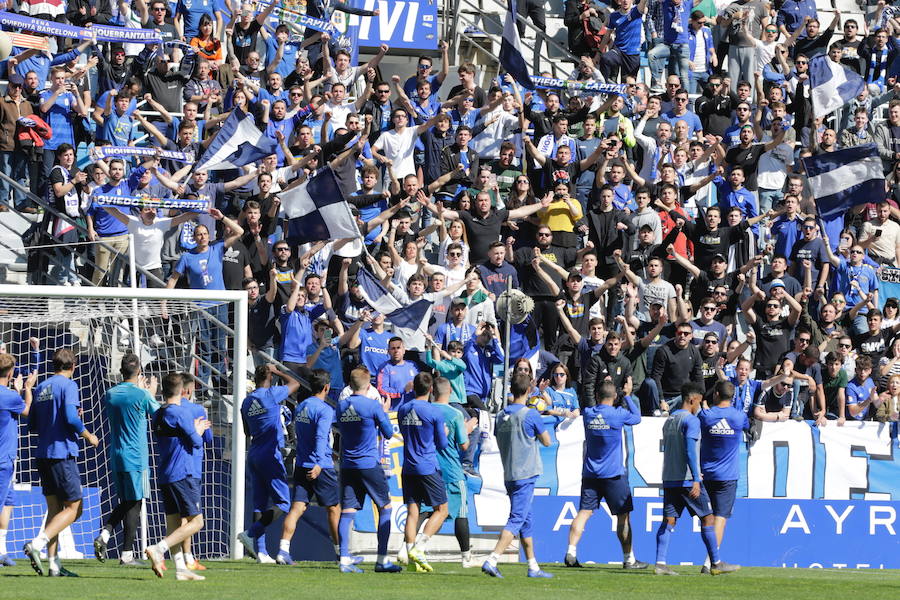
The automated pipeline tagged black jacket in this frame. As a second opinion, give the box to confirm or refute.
[582,347,633,406]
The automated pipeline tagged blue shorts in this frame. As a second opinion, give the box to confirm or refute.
[402,471,447,507]
[292,467,340,507]
[663,484,713,519]
[446,479,468,519]
[249,453,290,513]
[340,467,390,510]
[113,470,149,502]
[704,479,737,518]
[37,458,82,502]
[504,476,537,538]
[161,477,202,517]
[0,461,15,507]
[579,475,633,515]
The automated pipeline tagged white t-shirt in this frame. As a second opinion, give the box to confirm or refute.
[324,101,354,130]
[638,279,676,321]
[127,215,172,270]
[373,127,418,179]
[757,141,794,190]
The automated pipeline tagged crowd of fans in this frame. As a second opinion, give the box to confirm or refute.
[1,0,900,445]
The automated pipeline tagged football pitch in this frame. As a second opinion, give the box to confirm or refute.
[2,561,899,599]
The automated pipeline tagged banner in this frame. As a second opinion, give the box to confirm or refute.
[353,417,900,568]
[7,32,51,51]
[331,0,437,51]
[92,146,195,164]
[268,6,338,35]
[878,267,900,309]
[91,195,209,211]
[531,76,627,95]
[0,11,163,44]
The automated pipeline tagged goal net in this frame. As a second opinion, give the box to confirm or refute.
[0,285,249,561]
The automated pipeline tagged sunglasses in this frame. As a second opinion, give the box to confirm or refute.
[675,97,688,102]
[796,61,809,65]
[275,247,290,252]
[553,372,566,377]
[797,338,811,344]
[676,331,692,337]
[850,249,864,254]
[517,179,529,184]
[537,232,552,237]
[765,28,778,33]
[702,306,717,311]
[448,251,462,257]
[767,303,781,308]
[803,225,816,230]
[376,89,391,93]
[838,343,852,348]
[703,339,717,343]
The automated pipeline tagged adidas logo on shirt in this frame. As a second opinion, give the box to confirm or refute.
[296,407,310,424]
[709,418,734,436]
[401,409,423,427]
[246,399,267,417]
[587,414,610,431]
[341,405,362,422]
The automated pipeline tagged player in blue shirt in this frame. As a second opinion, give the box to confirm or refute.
[93,354,160,567]
[698,380,749,574]
[23,349,99,577]
[277,369,347,566]
[179,374,215,571]
[238,364,301,562]
[482,373,553,579]
[376,337,419,409]
[336,368,400,573]
[564,380,648,570]
[655,382,739,576]
[398,373,449,573]
[144,373,211,581]
[0,353,36,567]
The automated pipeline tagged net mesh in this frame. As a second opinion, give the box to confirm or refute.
[2,295,239,561]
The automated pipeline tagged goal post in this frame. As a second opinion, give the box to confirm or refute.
[0,284,249,561]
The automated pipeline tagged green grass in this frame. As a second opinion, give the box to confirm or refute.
[2,560,899,600]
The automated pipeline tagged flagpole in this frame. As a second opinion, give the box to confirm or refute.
[501,277,512,409]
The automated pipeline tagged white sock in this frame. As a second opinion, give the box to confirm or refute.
[566,544,577,556]
[49,555,61,573]
[405,542,413,553]
[174,551,187,571]
[527,558,540,572]
[31,532,50,551]
[339,555,353,566]
[0,529,7,555]
[487,552,500,567]
[121,550,134,563]
[158,540,170,555]
[100,529,111,544]
[184,551,195,565]
[281,540,291,553]
[333,544,340,557]
[624,550,635,564]
[376,554,387,565]
[703,555,711,568]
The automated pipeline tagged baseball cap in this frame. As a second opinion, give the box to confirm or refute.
[567,269,583,280]
[770,279,785,289]
[450,297,467,307]
[7,73,24,87]
[711,253,727,262]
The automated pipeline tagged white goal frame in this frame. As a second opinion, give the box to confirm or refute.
[0,284,249,560]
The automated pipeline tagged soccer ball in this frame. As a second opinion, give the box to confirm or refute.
[527,394,549,412]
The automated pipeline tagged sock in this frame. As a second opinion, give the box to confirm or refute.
[121,550,134,563]
[174,551,187,571]
[333,543,341,557]
[703,554,712,568]
[31,532,50,551]
[247,521,265,539]
[376,554,387,565]
[655,523,674,565]
[158,540,170,555]
[257,532,268,556]
[405,542,413,553]
[566,544,577,557]
[624,549,635,564]
[100,528,111,544]
[487,552,500,567]
[280,539,291,553]
[700,526,720,564]
[49,555,61,573]
[527,557,540,572]
[122,502,141,553]
[454,518,470,553]
[376,508,392,559]
[338,513,354,557]
[0,529,7,555]
[184,551,195,565]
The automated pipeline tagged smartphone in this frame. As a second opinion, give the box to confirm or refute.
[876,229,883,238]
[324,328,333,344]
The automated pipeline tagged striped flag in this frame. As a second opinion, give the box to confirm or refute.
[193,107,276,172]
[8,32,50,51]
[499,0,535,90]
[807,55,866,119]
[281,167,360,245]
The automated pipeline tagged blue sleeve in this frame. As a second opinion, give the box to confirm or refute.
[433,410,448,451]
[683,418,701,481]
[434,325,447,348]
[309,304,327,321]
[524,408,546,438]
[179,409,204,449]
[741,412,751,432]
[490,338,504,364]
[64,401,86,434]
[622,396,642,425]
[199,406,213,445]
[314,406,333,465]
[127,165,147,191]
[375,404,394,438]
[50,48,82,66]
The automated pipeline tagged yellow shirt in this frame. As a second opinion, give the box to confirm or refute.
[539,198,583,233]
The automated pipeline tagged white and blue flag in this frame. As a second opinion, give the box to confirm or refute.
[282,167,360,245]
[193,107,277,171]
[802,144,885,247]
[355,266,403,316]
[808,55,866,119]
[386,298,434,351]
[499,0,535,90]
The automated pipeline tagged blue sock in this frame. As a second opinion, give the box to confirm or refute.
[700,526,720,564]
[248,520,266,539]
[377,508,392,558]
[655,522,674,564]
[339,513,354,557]
[257,532,268,555]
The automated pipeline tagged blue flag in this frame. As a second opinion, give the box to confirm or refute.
[808,55,866,119]
[386,298,433,351]
[282,167,360,244]
[356,266,403,316]
[499,0,535,90]
[193,108,276,171]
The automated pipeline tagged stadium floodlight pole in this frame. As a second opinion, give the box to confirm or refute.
[501,277,512,409]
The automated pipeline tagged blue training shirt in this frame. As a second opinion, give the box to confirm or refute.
[661,409,701,487]
[294,395,335,469]
[241,385,290,457]
[582,396,641,479]
[175,241,227,291]
[182,397,212,478]
[608,6,644,55]
[152,402,203,484]
[698,405,749,482]
[398,399,447,476]
[0,386,26,466]
[337,394,393,469]
[30,375,84,459]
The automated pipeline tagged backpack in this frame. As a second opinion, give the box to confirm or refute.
[581,3,608,50]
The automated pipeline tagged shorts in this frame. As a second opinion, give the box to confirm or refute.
[705,479,737,519]
[446,479,468,520]
[402,471,447,507]
[292,467,340,507]
[662,484,713,519]
[579,475,633,515]
[37,458,83,502]
[113,470,149,502]
[340,467,390,511]
[0,461,15,507]
[249,453,290,513]
[161,477,202,517]
[504,476,537,538]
